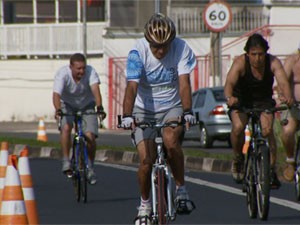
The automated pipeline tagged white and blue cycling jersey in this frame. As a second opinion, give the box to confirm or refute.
[126,37,196,113]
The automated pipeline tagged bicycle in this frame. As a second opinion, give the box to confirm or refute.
[58,111,98,203]
[117,116,194,225]
[241,105,287,220]
[280,102,300,201]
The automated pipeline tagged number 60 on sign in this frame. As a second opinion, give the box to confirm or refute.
[203,0,232,32]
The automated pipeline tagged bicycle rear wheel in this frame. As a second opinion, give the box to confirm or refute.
[256,145,270,220]
[78,138,88,203]
[157,167,168,225]
[294,137,300,201]
[245,154,257,219]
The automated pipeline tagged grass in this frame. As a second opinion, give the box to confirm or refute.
[0,135,232,161]
[0,118,289,167]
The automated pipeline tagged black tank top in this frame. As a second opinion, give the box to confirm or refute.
[233,54,275,108]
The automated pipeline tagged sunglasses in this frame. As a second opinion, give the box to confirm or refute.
[150,43,170,49]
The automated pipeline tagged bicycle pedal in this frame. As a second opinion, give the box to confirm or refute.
[134,215,152,225]
[64,170,73,178]
[176,199,195,215]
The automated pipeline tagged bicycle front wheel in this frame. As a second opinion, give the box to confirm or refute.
[78,138,88,203]
[256,145,270,220]
[157,167,168,225]
[245,155,257,219]
[71,141,81,202]
[294,137,300,201]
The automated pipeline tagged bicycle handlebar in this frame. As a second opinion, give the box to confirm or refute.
[135,120,184,129]
[280,102,300,126]
[117,115,185,129]
[239,104,288,115]
[57,111,99,131]
[60,111,98,117]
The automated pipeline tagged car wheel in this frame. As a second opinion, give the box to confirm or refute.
[199,125,213,148]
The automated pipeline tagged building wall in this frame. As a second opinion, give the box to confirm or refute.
[0,58,107,123]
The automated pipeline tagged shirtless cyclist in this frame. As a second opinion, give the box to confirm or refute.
[281,42,300,182]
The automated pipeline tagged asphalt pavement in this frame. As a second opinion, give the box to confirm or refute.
[0,121,232,174]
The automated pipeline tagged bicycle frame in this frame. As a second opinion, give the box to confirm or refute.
[72,112,89,174]
[60,111,92,203]
[283,102,300,201]
[246,111,269,160]
[242,105,287,220]
[243,109,270,220]
[117,115,185,224]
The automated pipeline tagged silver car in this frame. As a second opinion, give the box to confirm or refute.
[184,86,232,148]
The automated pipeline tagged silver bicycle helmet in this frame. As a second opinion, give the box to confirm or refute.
[144,13,176,45]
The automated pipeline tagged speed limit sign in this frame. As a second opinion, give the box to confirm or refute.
[203,0,232,32]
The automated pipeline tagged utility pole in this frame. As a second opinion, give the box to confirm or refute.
[82,0,87,58]
[203,0,232,87]
[210,32,221,86]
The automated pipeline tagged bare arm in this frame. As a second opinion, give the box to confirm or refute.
[283,55,296,83]
[271,56,293,105]
[90,83,102,107]
[179,74,192,112]
[224,55,244,106]
[53,92,61,111]
[123,81,138,116]
[53,92,62,119]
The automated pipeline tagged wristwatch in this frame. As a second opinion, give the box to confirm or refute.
[226,96,231,101]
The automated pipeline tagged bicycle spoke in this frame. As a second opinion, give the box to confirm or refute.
[73,171,81,202]
[79,138,88,203]
[245,155,257,219]
[256,145,270,220]
[295,138,300,201]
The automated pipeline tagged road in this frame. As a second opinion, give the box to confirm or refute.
[30,158,300,224]
[2,122,300,224]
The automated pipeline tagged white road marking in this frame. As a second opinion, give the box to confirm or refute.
[96,162,300,211]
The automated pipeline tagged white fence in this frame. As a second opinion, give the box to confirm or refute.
[0,6,273,59]
[0,22,107,59]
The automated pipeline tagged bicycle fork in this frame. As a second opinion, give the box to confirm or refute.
[74,136,89,173]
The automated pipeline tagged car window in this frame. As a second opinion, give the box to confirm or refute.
[213,89,226,102]
[194,91,206,108]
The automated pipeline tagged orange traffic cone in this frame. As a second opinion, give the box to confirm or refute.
[0,142,9,211]
[18,147,39,225]
[242,125,251,154]
[0,155,28,225]
[37,118,48,142]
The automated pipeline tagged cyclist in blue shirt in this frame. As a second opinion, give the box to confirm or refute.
[53,53,106,185]
[121,13,196,224]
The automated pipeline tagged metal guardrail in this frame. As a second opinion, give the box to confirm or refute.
[170,6,269,35]
[0,22,107,59]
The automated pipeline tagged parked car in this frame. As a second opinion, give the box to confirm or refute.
[184,86,232,148]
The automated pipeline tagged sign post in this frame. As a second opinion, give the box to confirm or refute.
[203,0,232,86]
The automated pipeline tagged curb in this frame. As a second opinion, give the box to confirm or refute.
[10,144,232,173]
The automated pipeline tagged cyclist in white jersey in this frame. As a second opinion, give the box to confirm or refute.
[121,13,196,225]
[53,53,106,185]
